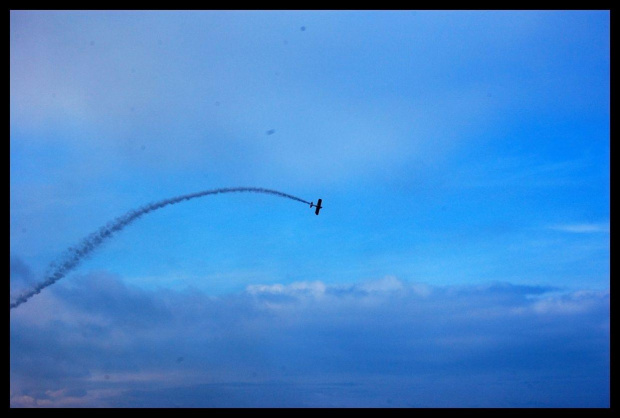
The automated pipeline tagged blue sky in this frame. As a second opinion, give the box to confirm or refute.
[10,10,609,407]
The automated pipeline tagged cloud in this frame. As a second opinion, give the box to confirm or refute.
[548,222,610,234]
[8,11,515,189]
[11,256,37,300]
[10,272,609,407]
[10,256,35,286]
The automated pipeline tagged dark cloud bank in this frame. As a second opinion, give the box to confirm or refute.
[10,271,609,407]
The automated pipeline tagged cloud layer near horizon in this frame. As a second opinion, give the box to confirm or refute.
[10,271,609,407]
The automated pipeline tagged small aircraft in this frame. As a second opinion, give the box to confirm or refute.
[310,199,323,215]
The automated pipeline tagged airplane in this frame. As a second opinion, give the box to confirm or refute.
[310,199,323,215]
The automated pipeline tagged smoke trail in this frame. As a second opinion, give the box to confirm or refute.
[10,187,311,310]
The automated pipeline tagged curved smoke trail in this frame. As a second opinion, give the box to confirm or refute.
[10,187,311,310]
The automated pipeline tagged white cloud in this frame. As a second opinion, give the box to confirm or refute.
[355,275,404,293]
[530,289,609,315]
[549,222,610,234]
[246,280,326,296]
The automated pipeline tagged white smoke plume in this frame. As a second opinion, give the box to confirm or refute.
[10,187,311,310]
